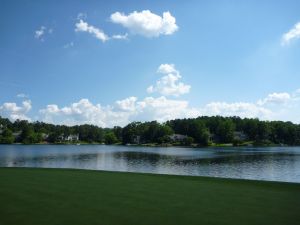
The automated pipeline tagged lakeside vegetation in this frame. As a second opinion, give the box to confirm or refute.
[0,116,300,146]
[0,168,299,225]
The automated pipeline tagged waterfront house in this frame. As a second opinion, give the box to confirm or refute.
[168,134,187,142]
[234,131,247,141]
[66,134,79,142]
[58,134,79,142]
[133,135,141,144]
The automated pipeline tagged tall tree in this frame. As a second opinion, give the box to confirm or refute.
[0,128,15,144]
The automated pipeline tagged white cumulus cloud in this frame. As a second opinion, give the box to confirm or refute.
[201,102,272,119]
[157,63,179,74]
[19,88,300,126]
[5,88,300,126]
[39,97,199,127]
[115,97,137,111]
[281,22,300,45]
[110,10,178,37]
[37,97,279,127]
[0,100,32,121]
[34,26,53,41]
[75,20,109,42]
[39,98,133,127]
[257,92,291,106]
[17,93,28,98]
[135,96,199,122]
[35,26,46,39]
[147,64,191,97]
[75,19,129,42]
[111,33,129,40]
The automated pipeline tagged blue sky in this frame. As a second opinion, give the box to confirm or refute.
[0,0,300,127]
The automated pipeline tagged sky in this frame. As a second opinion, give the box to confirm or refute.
[0,0,300,127]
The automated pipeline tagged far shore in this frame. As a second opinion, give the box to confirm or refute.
[0,142,294,148]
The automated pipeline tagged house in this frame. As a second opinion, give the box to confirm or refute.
[65,134,79,142]
[40,133,49,141]
[133,135,141,144]
[58,134,65,142]
[168,134,187,142]
[58,134,79,142]
[12,131,22,139]
[234,131,247,141]
[209,133,216,143]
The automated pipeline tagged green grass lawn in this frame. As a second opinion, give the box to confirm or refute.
[0,168,299,225]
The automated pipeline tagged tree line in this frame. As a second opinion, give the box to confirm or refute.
[0,116,300,146]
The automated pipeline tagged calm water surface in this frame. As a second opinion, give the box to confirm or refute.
[0,145,300,183]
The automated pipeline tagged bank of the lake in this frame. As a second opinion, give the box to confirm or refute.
[3,141,293,148]
[0,168,299,225]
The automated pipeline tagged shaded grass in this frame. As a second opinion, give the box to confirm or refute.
[0,168,299,225]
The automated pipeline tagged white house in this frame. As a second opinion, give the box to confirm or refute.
[168,134,187,142]
[133,135,141,144]
[12,131,22,139]
[58,134,79,142]
[65,134,79,142]
[234,131,247,141]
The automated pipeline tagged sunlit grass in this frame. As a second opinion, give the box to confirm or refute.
[0,168,299,225]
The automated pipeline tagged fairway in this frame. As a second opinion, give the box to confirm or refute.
[0,168,299,225]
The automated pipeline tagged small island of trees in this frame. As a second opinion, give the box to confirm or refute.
[0,116,299,146]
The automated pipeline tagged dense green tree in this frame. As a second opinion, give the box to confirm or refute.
[47,131,61,143]
[1,115,300,146]
[215,120,235,143]
[0,128,15,144]
[20,125,42,144]
[256,122,271,142]
[188,120,210,145]
[142,121,172,143]
[76,125,104,143]
[0,117,13,130]
[104,132,118,145]
[242,119,259,141]
[122,122,141,144]
[112,126,123,142]
[157,135,172,144]
[181,136,194,146]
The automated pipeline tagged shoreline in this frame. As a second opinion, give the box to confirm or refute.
[0,142,295,148]
[1,166,299,184]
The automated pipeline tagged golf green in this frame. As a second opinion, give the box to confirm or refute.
[0,168,299,225]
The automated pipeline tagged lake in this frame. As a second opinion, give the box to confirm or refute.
[0,144,300,183]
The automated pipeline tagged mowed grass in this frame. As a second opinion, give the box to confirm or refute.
[0,168,300,225]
